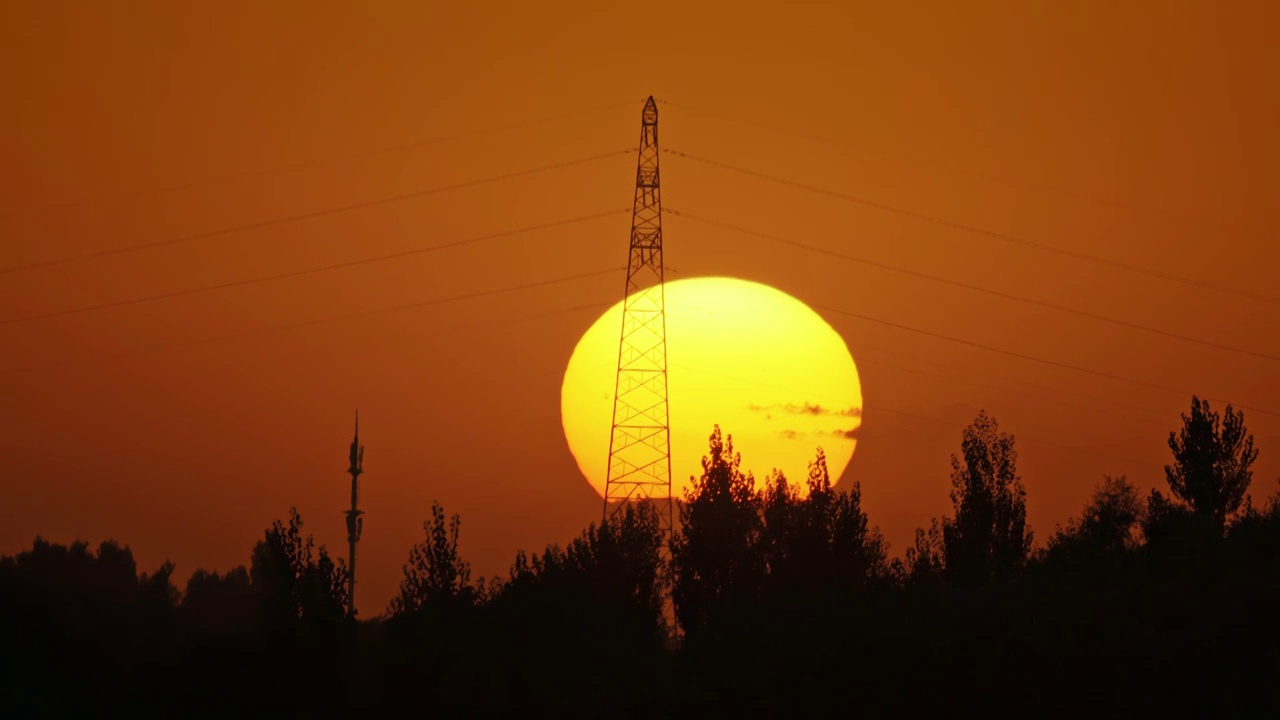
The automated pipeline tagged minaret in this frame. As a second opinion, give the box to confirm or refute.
[344,412,364,617]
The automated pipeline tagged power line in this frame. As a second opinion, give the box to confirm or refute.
[816,304,1280,419]
[671,361,1161,469]
[672,301,1271,443]
[668,208,1280,363]
[1,97,646,220]
[855,351,1280,447]
[667,303,1169,424]
[846,340,1175,422]
[854,355,1171,430]
[1,148,635,275]
[668,306,1181,435]
[2,209,629,325]
[860,403,1163,470]
[662,148,1280,306]
[658,98,1272,245]
[5,268,622,376]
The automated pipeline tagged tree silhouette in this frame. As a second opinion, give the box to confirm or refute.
[463,502,667,715]
[492,501,664,625]
[249,507,348,630]
[564,501,665,625]
[671,425,764,634]
[0,538,179,714]
[760,448,886,596]
[905,519,945,584]
[1162,396,1258,530]
[388,501,475,616]
[181,566,255,636]
[1048,475,1144,557]
[7,397,1280,714]
[941,411,1031,584]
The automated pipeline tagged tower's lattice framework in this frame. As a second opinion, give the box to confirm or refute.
[604,96,674,544]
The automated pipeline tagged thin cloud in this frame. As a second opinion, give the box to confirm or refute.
[748,402,862,418]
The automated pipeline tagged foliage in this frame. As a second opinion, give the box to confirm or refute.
[181,566,255,636]
[760,448,887,596]
[249,507,349,627]
[905,518,946,583]
[670,425,765,634]
[941,410,1031,584]
[1048,475,1145,557]
[1164,396,1258,529]
[388,501,475,616]
[4,403,1280,714]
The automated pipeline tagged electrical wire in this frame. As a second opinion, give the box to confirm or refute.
[854,355,1170,430]
[4,267,623,376]
[662,148,1280,306]
[658,98,1273,245]
[668,305,1200,436]
[667,208,1280,362]
[1,148,636,274]
[671,361,1162,469]
[860,404,1163,469]
[854,353,1280,446]
[1,97,646,220]
[845,340,1175,422]
[2,209,629,325]
[815,304,1280,418]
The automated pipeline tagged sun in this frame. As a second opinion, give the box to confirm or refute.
[560,276,863,500]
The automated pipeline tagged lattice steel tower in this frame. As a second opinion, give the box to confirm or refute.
[604,96,673,543]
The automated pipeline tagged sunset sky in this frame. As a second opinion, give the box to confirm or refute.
[3,1,1277,615]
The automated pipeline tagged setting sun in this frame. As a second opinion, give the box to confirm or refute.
[561,276,863,499]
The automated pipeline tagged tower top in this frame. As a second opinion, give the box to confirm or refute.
[642,96,657,125]
[348,410,363,476]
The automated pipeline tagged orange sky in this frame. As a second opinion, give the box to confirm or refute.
[3,1,1277,615]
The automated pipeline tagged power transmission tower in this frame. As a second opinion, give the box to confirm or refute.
[344,412,365,618]
[604,96,675,629]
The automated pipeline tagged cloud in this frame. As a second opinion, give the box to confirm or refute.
[778,429,803,440]
[812,427,860,440]
[748,403,862,418]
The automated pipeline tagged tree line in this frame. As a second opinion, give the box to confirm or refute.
[2,396,1277,716]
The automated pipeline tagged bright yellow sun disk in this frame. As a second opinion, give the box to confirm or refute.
[561,276,863,500]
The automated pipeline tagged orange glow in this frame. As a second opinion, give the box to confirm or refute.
[2,2,1276,615]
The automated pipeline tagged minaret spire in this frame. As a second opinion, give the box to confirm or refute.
[344,411,364,617]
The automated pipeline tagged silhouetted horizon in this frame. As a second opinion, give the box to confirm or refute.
[4,396,1277,714]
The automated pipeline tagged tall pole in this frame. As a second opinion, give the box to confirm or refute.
[344,412,364,618]
[603,96,675,632]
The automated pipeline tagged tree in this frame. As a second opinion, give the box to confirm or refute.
[388,501,475,616]
[562,501,665,624]
[941,411,1031,583]
[490,501,665,628]
[249,507,348,629]
[671,425,764,634]
[905,519,945,585]
[1047,475,1144,557]
[0,538,179,715]
[760,448,886,595]
[181,566,255,636]
[1078,475,1144,551]
[1164,396,1257,529]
